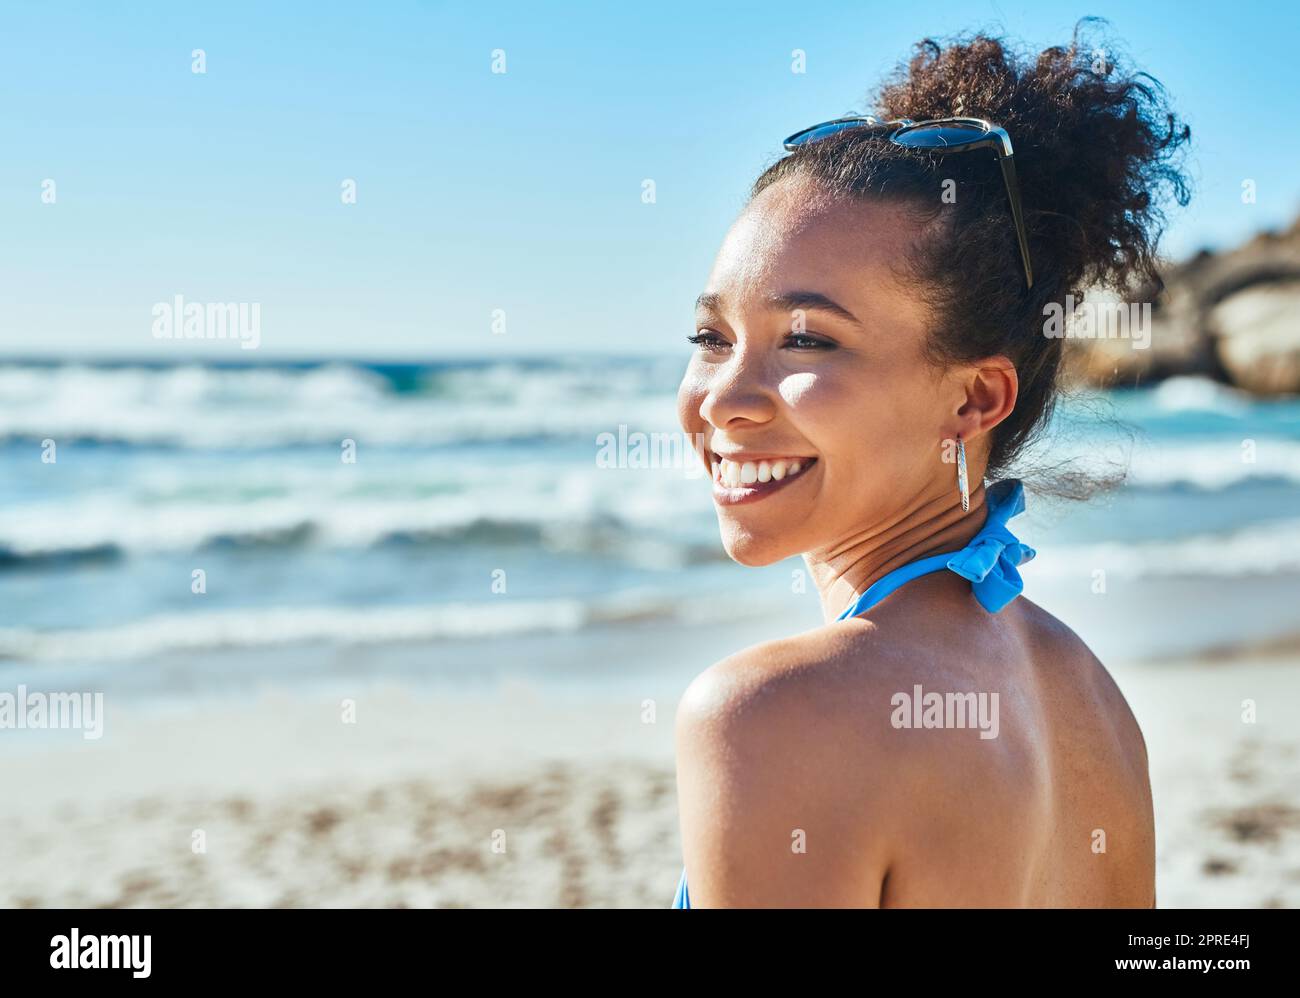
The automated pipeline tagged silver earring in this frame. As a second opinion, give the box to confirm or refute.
[956,436,970,513]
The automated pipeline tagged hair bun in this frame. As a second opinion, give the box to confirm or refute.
[873,18,1192,296]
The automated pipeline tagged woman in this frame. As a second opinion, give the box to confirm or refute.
[671,27,1190,907]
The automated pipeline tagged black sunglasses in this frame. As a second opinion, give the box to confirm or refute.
[783,115,1034,290]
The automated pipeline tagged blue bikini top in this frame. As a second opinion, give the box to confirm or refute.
[671,479,1036,909]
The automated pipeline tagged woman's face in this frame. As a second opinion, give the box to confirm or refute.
[677,174,967,567]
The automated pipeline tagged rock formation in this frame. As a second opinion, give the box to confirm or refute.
[1063,216,1300,395]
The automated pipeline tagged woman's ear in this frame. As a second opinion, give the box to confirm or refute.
[954,357,1018,442]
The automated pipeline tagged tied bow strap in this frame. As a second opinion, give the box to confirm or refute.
[946,479,1036,613]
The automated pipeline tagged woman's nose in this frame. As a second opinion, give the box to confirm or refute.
[697,352,778,430]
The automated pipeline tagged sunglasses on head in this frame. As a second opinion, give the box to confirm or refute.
[783,115,1034,290]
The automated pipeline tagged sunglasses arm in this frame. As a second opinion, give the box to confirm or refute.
[998,153,1035,290]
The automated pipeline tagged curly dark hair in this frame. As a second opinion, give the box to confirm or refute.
[751,19,1191,491]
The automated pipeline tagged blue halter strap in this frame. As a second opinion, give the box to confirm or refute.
[836,478,1036,620]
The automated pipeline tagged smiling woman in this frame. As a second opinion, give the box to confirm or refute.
[670,23,1190,908]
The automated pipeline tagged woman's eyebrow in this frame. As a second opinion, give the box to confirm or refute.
[694,290,863,328]
[694,291,725,313]
[765,290,863,327]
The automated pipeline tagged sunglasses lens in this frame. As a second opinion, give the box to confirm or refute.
[892,122,988,149]
[785,118,880,148]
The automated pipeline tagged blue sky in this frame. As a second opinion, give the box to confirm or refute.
[2,0,1296,359]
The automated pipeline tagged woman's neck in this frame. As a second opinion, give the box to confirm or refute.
[804,480,989,624]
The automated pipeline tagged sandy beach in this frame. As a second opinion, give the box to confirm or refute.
[2,638,1296,908]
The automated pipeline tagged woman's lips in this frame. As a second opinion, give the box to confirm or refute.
[709,454,818,506]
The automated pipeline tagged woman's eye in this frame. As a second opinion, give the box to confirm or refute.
[687,329,836,353]
[784,332,836,350]
[687,330,730,352]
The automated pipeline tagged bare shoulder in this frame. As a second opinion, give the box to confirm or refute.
[675,620,929,770]
[675,593,1033,785]
[673,623,930,904]
[1012,595,1150,765]
[676,590,1142,784]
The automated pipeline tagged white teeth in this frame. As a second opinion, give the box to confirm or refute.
[714,457,811,487]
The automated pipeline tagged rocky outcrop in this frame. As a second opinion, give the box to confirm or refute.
[1208,275,1300,395]
[1064,217,1300,395]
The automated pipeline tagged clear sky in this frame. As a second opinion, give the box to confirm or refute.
[2,0,1296,359]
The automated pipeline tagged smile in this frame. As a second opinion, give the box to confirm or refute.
[709,453,818,505]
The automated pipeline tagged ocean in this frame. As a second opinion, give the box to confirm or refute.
[2,358,1299,701]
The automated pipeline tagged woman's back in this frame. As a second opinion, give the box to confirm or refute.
[864,586,1155,907]
[675,573,1155,908]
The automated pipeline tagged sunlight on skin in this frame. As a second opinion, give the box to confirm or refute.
[677,173,1018,621]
